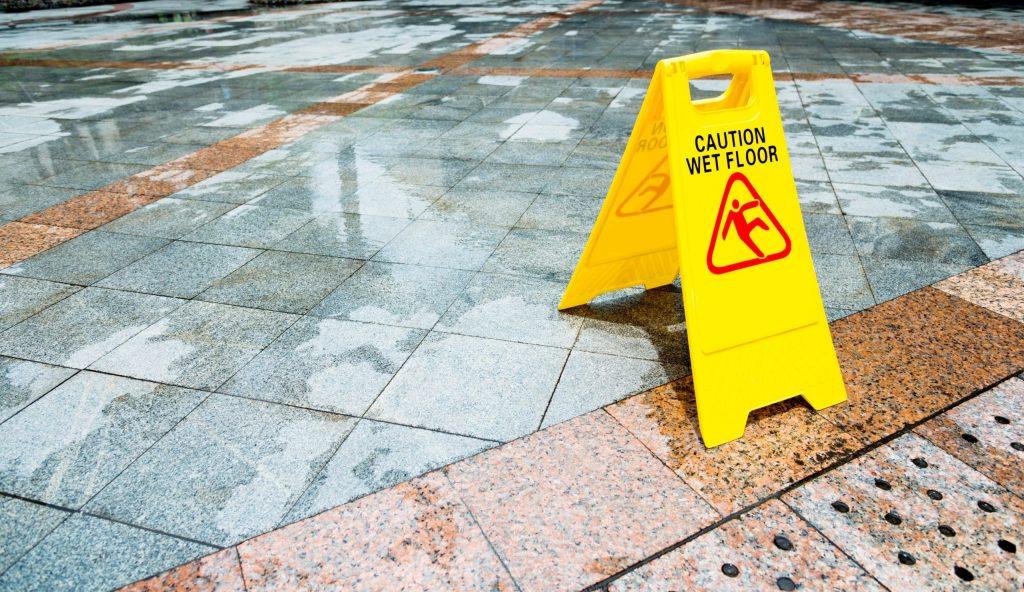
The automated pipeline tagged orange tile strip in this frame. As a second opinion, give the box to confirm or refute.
[677,0,1024,55]
[0,0,603,270]
[117,249,1024,592]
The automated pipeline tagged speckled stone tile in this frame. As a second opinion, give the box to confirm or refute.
[173,171,288,204]
[0,222,83,269]
[421,187,537,226]
[366,332,567,442]
[197,250,360,314]
[832,183,957,222]
[860,256,971,303]
[311,261,474,329]
[446,410,718,592]
[0,287,183,368]
[607,377,860,514]
[100,197,236,239]
[608,500,883,591]
[239,471,516,592]
[285,419,493,524]
[812,252,877,310]
[934,256,1024,322]
[574,288,687,362]
[0,495,68,574]
[118,549,246,592]
[221,317,424,416]
[96,241,261,299]
[21,190,158,231]
[824,287,1024,443]
[374,219,507,271]
[1,230,168,286]
[847,216,987,265]
[482,228,587,281]
[785,434,1024,591]
[542,350,685,429]
[183,204,314,249]
[0,184,78,221]
[436,272,584,348]
[87,394,355,547]
[273,212,410,259]
[0,371,205,508]
[916,378,1024,497]
[0,275,79,331]
[0,513,213,592]
[90,300,296,391]
[0,356,75,422]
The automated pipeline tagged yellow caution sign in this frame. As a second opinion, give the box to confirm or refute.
[560,50,846,447]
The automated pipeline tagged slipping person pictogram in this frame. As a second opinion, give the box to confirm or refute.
[707,172,791,274]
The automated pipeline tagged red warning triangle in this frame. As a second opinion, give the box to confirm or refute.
[706,172,791,274]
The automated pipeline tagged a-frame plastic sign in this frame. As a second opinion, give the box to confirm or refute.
[559,49,846,448]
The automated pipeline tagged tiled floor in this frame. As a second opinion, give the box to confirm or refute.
[0,0,1023,590]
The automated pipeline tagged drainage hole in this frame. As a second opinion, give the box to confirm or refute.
[927,489,943,501]
[884,511,902,526]
[954,566,974,582]
[961,433,979,444]
[897,551,916,566]
[831,500,850,513]
[773,534,793,551]
[776,576,796,591]
[721,563,739,577]
[912,457,928,468]
[977,500,997,513]
[997,539,1016,553]
[938,524,956,537]
[1011,442,1023,452]
[874,478,892,491]
[994,415,1010,425]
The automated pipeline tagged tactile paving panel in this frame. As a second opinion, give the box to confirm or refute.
[916,377,1024,497]
[608,499,883,591]
[785,433,1024,591]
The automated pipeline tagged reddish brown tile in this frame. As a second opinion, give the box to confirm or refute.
[21,190,156,230]
[0,221,83,268]
[935,255,1024,323]
[916,377,1024,498]
[238,471,515,592]
[607,377,859,514]
[445,410,718,592]
[785,434,1024,591]
[823,287,1024,444]
[117,549,246,592]
[608,499,883,591]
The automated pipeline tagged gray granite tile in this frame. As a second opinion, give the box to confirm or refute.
[366,332,567,442]
[0,356,75,423]
[1,231,168,286]
[86,394,354,546]
[221,317,424,416]
[90,300,296,390]
[173,171,288,204]
[0,495,68,574]
[0,275,79,332]
[197,250,360,314]
[0,287,183,368]
[100,197,235,239]
[861,256,971,303]
[812,253,876,310]
[516,193,602,234]
[541,350,685,429]
[0,513,212,592]
[311,262,474,329]
[273,212,410,259]
[797,180,841,215]
[0,371,205,508]
[436,272,584,348]
[575,288,686,363]
[847,215,987,265]
[823,155,929,187]
[833,182,957,222]
[457,163,562,194]
[96,241,260,299]
[284,419,493,524]
[183,204,314,249]
[337,178,448,219]
[421,187,537,226]
[916,159,1024,195]
[0,184,77,220]
[965,224,1024,259]
[374,219,507,270]
[36,161,147,191]
[482,228,587,281]
[805,213,857,256]
[940,190,1024,229]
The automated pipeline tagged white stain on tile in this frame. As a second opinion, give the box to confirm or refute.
[478,75,525,86]
[202,104,285,128]
[502,110,580,142]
